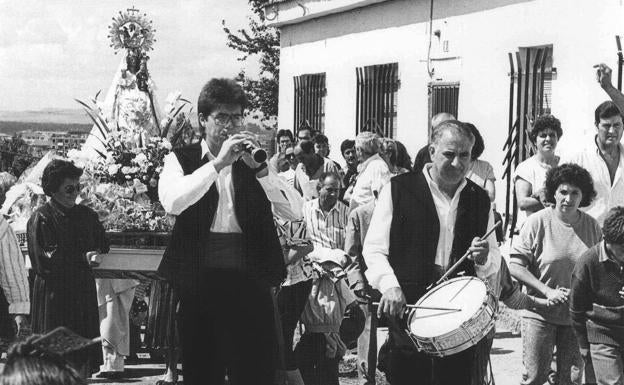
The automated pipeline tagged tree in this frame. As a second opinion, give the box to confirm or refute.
[223,0,279,124]
[0,136,32,177]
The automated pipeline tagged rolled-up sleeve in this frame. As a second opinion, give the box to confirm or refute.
[158,152,219,215]
[257,170,303,221]
[363,184,399,294]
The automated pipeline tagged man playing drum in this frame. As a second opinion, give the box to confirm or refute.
[363,120,501,385]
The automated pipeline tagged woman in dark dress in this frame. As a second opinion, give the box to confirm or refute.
[145,280,179,384]
[27,159,107,379]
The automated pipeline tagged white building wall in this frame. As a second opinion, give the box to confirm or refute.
[277,0,624,210]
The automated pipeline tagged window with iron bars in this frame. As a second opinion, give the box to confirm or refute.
[355,62,399,138]
[502,44,554,238]
[293,73,326,134]
[428,82,460,137]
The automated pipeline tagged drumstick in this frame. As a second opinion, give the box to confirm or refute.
[432,220,502,288]
[372,302,461,311]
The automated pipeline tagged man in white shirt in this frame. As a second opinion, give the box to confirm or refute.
[158,78,291,385]
[363,120,500,385]
[349,132,391,211]
[562,99,624,225]
[293,140,343,201]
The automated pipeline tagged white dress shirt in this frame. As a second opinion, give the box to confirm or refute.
[159,140,303,232]
[349,153,391,211]
[562,138,624,225]
[363,165,501,295]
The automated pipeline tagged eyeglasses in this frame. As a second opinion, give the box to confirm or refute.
[63,183,82,195]
[211,113,244,127]
[285,154,295,159]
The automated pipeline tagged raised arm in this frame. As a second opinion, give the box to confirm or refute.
[595,63,624,113]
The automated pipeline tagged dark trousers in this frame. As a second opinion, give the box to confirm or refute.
[277,279,313,370]
[385,317,485,385]
[178,270,277,385]
[295,333,340,385]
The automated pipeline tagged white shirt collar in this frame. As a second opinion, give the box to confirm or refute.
[358,153,383,173]
[591,135,624,158]
[201,139,216,160]
[423,163,468,200]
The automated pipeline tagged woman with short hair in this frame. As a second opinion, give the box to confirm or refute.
[510,163,602,385]
[27,159,106,379]
[514,115,563,225]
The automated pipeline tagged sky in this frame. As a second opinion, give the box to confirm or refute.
[0,0,260,112]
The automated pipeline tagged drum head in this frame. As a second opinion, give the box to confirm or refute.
[408,277,487,338]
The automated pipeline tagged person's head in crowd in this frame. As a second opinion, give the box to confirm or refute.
[0,171,17,207]
[355,131,381,163]
[0,337,85,385]
[380,138,399,167]
[394,140,412,170]
[341,139,358,170]
[284,147,298,171]
[594,101,623,150]
[462,122,485,161]
[297,127,313,143]
[313,134,330,158]
[602,206,624,262]
[431,112,456,130]
[197,78,247,151]
[41,160,83,209]
[544,163,596,216]
[276,129,294,154]
[529,114,562,159]
[317,172,341,211]
[429,120,474,188]
[294,140,321,175]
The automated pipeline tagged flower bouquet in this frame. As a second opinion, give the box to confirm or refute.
[71,91,195,234]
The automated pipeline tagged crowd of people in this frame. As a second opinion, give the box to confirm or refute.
[1,64,624,385]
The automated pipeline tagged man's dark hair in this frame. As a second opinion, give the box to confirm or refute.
[41,160,83,197]
[544,163,596,207]
[430,120,474,146]
[595,101,623,125]
[0,337,85,385]
[313,134,329,145]
[197,78,248,120]
[340,139,355,154]
[297,127,312,138]
[463,122,484,160]
[603,206,624,245]
[298,140,315,154]
[529,114,563,143]
[276,129,294,143]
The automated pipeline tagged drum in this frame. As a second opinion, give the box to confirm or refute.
[406,276,497,357]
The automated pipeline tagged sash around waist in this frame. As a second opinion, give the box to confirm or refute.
[201,232,245,270]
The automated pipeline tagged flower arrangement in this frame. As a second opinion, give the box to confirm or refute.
[70,91,195,232]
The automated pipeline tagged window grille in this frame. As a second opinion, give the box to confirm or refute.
[355,62,399,138]
[293,73,326,134]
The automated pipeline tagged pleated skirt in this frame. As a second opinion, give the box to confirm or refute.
[145,280,179,350]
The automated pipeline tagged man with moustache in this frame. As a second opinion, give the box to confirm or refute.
[363,120,501,385]
[563,99,624,225]
[158,78,287,385]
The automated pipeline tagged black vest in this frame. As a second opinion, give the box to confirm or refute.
[159,142,284,289]
[388,171,490,303]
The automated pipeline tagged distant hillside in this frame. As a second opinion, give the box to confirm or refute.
[0,121,92,136]
[0,109,90,125]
